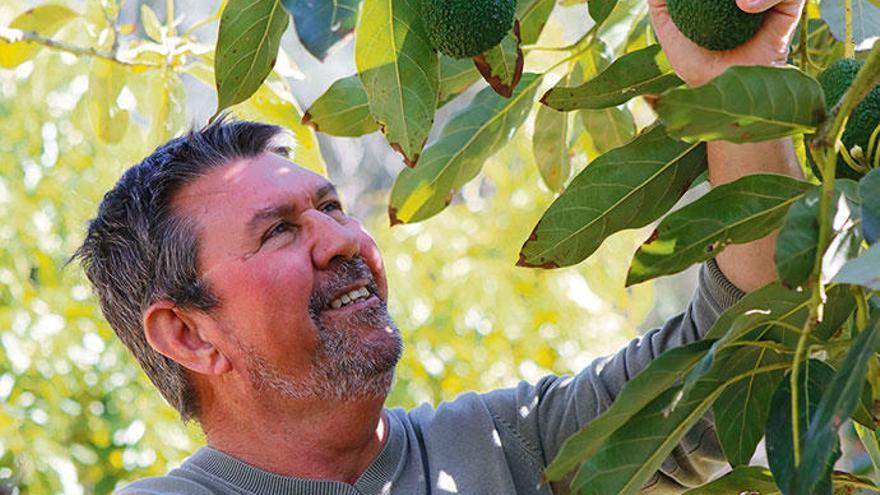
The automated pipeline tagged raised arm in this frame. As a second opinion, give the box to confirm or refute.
[649,0,806,292]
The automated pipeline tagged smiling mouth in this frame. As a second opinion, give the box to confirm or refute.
[327,284,372,310]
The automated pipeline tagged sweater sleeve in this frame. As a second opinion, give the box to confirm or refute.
[481,259,745,494]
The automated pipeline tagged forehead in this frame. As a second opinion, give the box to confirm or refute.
[173,153,331,227]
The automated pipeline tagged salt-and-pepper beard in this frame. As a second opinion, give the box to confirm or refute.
[244,257,403,401]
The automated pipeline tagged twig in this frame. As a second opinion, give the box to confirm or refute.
[0,28,160,69]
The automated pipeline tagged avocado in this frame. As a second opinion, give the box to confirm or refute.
[423,0,516,59]
[666,0,766,51]
[809,58,880,180]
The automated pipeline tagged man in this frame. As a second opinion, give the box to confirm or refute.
[75,0,805,493]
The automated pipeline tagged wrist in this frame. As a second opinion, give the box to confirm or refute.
[707,138,804,186]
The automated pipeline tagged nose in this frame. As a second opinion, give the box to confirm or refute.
[302,210,360,269]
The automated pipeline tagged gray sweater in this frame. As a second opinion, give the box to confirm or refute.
[118,260,744,495]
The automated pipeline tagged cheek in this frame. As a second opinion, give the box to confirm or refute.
[215,254,316,313]
[355,226,387,297]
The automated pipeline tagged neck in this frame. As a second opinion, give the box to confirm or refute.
[199,384,388,484]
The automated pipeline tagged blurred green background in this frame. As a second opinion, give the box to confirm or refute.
[0,0,715,492]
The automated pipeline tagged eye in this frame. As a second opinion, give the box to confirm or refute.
[320,200,344,215]
[263,221,293,242]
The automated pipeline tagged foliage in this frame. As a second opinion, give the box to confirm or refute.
[2,0,880,494]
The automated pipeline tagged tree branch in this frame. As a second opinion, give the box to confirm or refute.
[0,27,160,69]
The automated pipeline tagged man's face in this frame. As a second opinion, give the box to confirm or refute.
[174,152,402,401]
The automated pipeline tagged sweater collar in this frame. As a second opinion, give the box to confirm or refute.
[185,410,405,495]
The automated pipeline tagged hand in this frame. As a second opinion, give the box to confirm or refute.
[648,0,805,86]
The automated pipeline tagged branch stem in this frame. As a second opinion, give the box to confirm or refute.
[790,39,880,468]
[0,28,160,69]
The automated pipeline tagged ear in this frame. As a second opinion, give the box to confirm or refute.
[143,301,232,376]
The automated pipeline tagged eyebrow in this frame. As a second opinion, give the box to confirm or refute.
[246,183,339,233]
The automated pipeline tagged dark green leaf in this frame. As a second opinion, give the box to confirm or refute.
[389,73,540,224]
[714,348,788,467]
[571,347,790,495]
[588,0,618,26]
[683,466,779,494]
[798,316,880,493]
[657,65,825,144]
[628,174,812,286]
[516,0,555,45]
[214,0,289,114]
[766,360,837,495]
[355,0,438,166]
[541,44,682,111]
[282,0,359,61]
[833,242,880,291]
[518,124,706,269]
[474,25,523,98]
[438,56,480,106]
[703,283,854,344]
[861,169,880,244]
[776,180,861,289]
[544,340,713,482]
[302,75,379,137]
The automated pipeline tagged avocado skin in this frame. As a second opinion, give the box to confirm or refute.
[809,58,880,180]
[423,0,516,59]
[666,0,766,51]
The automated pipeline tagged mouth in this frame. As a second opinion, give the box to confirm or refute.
[326,281,374,311]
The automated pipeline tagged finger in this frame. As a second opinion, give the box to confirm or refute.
[736,0,787,13]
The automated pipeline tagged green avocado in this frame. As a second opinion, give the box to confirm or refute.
[666,0,766,51]
[423,0,516,59]
[809,58,880,180]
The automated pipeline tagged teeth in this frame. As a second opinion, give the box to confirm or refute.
[329,286,371,309]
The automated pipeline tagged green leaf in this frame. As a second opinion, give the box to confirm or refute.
[570,347,790,495]
[474,25,523,98]
[798,316,880,493]
[776,180,862,289]
[579,106,637,157]
[544,340,713,482]
[389,73,540,224]
[533,67,580,192]
[140,4,163,43]
[355,0,438,166]
[588,0,619,26]
[281,0,359,61]
[714,348,788,467]
[855,423,880,482]
[302,75,379,137]
[438,55,480,106]
[541,44,683,111]
[833,243,880,290]
[820,0,880,48]
[516,0,555,44]
[766,359,837,495]
[861,169,880,244]
[214,0,289,114]
[657,65,825,144]
[683,466,779,495]
[628,174,812,286]
[519,124,706,269]
[0,3,77,68]
[86,59,129,144]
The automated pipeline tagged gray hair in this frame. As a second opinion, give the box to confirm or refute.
[73,117,290,421]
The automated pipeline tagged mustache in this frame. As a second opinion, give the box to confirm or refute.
[308,256,380,312]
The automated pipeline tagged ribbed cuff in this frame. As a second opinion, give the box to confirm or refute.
[701,258,746,311]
